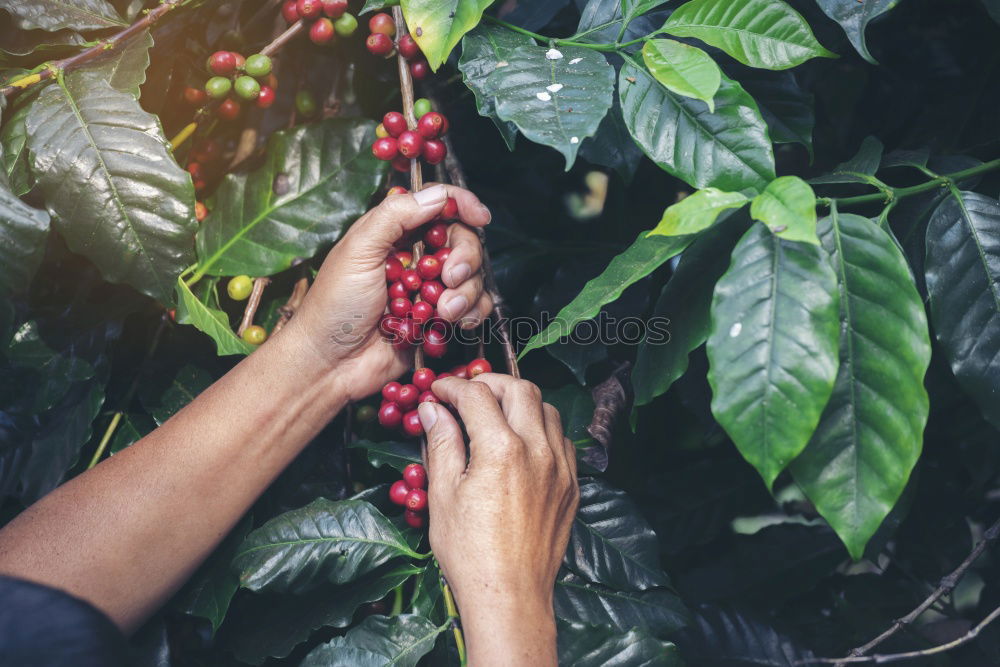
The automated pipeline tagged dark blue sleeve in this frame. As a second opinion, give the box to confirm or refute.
[0,575,130,666]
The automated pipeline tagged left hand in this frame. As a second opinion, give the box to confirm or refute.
[284,183,493,401]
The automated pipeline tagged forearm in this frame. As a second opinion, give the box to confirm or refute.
[460,592,558,666]
[0,324,345,632]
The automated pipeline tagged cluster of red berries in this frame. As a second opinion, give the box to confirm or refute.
[372,103,450,170]
[191,50,276,121]
[389,463,428,528]
[185,138,222,195]
[364,13,429,80]
[282,0,359,45]
[377,359,492,435]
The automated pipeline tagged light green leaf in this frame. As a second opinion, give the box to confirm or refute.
[641,39,721,111]
[401,0,493,71]
[662,0,837,70]
[175,278,254,357]
[649,188,748,237]
[750,176,819,244]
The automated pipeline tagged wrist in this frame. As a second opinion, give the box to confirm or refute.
[258,321,349,412]
[459,591,557,666]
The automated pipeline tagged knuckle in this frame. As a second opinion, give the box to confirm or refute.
[514,379,543,402]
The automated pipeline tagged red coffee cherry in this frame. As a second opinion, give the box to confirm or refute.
[256,85,276,108]
[451,364,469,379]
[397,384,420,410]
[441,197,459,219]
[389,479,410,505]
[184,86,207,105]
[395,250,413,268]
[389,297,412,318]
[405,487,428,511]
[419,280,444,305]
[417,112,446,139]
[186,162,204,181]
[424,223,448,249]
[382,111,407,137]
[281,0,300,23]
[391,155,411,172]
[398,33,420,59]
[423,327,448,358]
[386,256,404,282]
[195,201,208,222]
[388,280,408,299]
[194,140,219,163]
[422,139,446,165]
[297,0,323,20]
[409,59,429,80]
[208,50,238,76]
[402,410,424,437]
[418,390,440,404]
[404,509,426,529]
[382,381,402,402]
[322,0,347,18]
[467,358,492,377]
[397,131,424,159]
[372,137,398,160]
[403,463,427,489]
[368,12,396,36]
[232,52,246,70]
[366,32,394,56]
[217,98,242,120]
[412,368,436,392]
[400,269,422,293]
[310,18,336,44]
[436,371,453,380]
[417,255,442,280]
[434,247,451,264]
[411,300,434,324]
[387,186,409,195]
[396,317,420,346]
[380,314,402,338]
[378,402,403,429]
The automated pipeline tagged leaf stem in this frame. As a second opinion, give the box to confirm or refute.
[86,412,122,470]
[817,158,1000,208]
[440,573,468,666]
[391,585,404,615]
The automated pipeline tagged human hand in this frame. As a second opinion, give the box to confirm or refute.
[418,374,579,666]
[284,184,492,401]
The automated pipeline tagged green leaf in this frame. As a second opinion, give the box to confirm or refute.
[107,412,154,455]
[195,118,384,278]
[0,178,49,296]
[300,614,443,667]
[813,0,900,64]
[620,63,775,195]
[579,98,644,183]
[707,223,840,489]
[662,0,836,70]
[25,76,196,303]
[750,176,819,245]
[557,621,683,666]
[401,0,493,71]
[735,68,815,158]
[520,232,694,358]
[175,278,254,356]
[78,30,153,96]
[487,45,615,170]
[634,212,747,406]
[554,571,690,635]
[641,39,721,111]
[565,478,670,591]
[233,498,418,594]
[0,0,124,32]
[7,320,95,412]
[810,136,884,186]
[791,212,930,560]
[360,0,399,13]
[925,190,1000,430]
[348,439,422,472]
[574,0,667,45]
[1,102,33,196]
[649,188,748,237]
[458,25,530,150]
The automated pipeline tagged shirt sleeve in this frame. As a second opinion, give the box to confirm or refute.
[0,575,130,666]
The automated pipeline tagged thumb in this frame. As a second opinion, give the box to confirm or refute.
[419,401,465,488]
[345,184,449,263]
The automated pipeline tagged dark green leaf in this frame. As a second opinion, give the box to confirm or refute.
[195,118,384,278]
[25,76,196,303]
[707,223,840,489]
[0,177,49,296]
[1,102,33,196]
[791,212,930,560]
[360,0,398,13]
[458,25,529,150]
[410,559,442,618]
[107,411,154,455]
[487,45,615,170]
[810,136,884,186]
[574,0,667,45]
[813,0,900,64]
[557,620,683,666]
[579,97,644,183]
[620,64,775,194]
[233,498,419,593]
[554,571,690,635]
[0,0,124,32]
[348,439,422,472]
[299,614,443,667]
[547,340,608,385]
[401,0,493,70]
[676,606,816,666]
[77,30,152,96]
[736,68,815,157]
[7,320,95,412]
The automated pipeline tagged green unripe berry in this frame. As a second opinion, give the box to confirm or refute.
[296,90,317,117]
[234,75,261,101]
[242,325,267,345]
[356,404,376,422]
[244,54,272,79]
[205,76,233,100]
[334,13,358,37]
[228,275,253,301]
[413,98,432,119]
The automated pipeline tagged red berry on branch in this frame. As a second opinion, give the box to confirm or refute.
[256,85,276,108]
[436,371,453,379]
[387,186,409,196]
[417,112,446,139]
[451,364,469,379]
[195,201,208,222]
[281,0,299,23]
[208,50,238,76]
[397,131,424,159]
[441,197,459,219]
[382,381,402,402]
[412,368,436,392]
[397,384,420,410]
[400,269,422,293]
[217,98,242,120]
[232,52,246,70]
[184,86,207,105]
[388,280,408,300]
[417,255,442,280]
[467,358,492,377]
[389,479,410,505]
[424,223,448,249]
[419,280,444,305]
[193,179,207,192]
[378,402,403,428]
[372,137,398,160]
[297,0,323,19]
[389,297,412,318]
[380,314,402,338]
[186,161,204,180]
[411,300,434,324]
[386,256,404,282]
[434,247,451,264]
[405,487,428,511]
[404,509,426,529]
[322,0,347,18]
[409,59,429,80]
[395,250,413,268]
[422,139,446,165]
[382,111,406,137]
[369,12,396,36]
[310,17,336,44]
[366,32,394,56]
[403,463,427,489]
[423,327,448,358]
[398,34,420,60]
[418,390,440,404]
[396,317,420,346]
[402,410,424,437]
[391,155,411,172]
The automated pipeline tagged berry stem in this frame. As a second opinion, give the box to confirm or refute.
[271,276,310,335]
[440,571,468,666]
[237,277,271,336]
[86,412,123,470]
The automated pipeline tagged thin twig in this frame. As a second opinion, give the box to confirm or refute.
[237,277,271,335]
[271,277,309,335]
[261,20,306,57]
[441,572,469,665]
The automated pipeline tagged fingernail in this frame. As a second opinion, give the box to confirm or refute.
[479,203,492,223]
[448,262,471,285]
[418,402,438,429]
[441,294,468,319]
[414,184,447,207]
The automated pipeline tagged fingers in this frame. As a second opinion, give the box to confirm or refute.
[467,374,550,454]
[425,182,491,228]
[441,224,483,289]
[457,293,494,330]
[430,377,518,461]
[418,402,466,487]
[436,274,483,322]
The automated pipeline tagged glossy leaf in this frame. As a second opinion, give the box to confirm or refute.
[0,178,49,296]
[662,0,836,70]
[813,0,900,64]
[642,39,721,111]
[1,103,33,196]
[401,0,493,71]
[557,621,683,666]
[791,213,930,560]
[750,176,819,245]
[487,45,614,170]
[574,0,668,46]
[649,188,748,237]
[520,232,694,357]
[25,77,196,303]
[175,278,254,357]
[579,98,644,183]
[925,190,1000,430]
[78,30,153,96]
[7,320,94,412]
[734,67,815,158]
[554,571,690,635]
[233,498,419,594]
[620,63,775,195]
[707,223,840,489]
[195,118,385,278]
[458,25,529,150]
[676,606,816,666]
[348,439,422,472]
[565,477,670,591]
[810,136,884,186]
[0,0,124,32]
[299,614,442,667]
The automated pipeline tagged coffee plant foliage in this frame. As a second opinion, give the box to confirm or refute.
[2,0,1000,663]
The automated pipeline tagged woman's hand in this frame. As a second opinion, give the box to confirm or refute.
[418,374,579,667]
[285,184,493,401]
